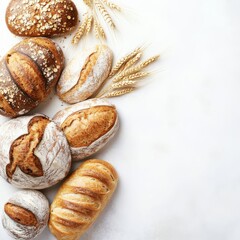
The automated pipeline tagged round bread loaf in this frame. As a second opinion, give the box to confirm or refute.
[53,98,119,161]
[57,45,113,104]
[6,0,78,37]
[2,190,49,240]
[0,114,71,189]
[0,37,64,117]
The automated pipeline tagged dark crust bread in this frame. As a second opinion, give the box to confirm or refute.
[0,38,64,117]
[6,0,78,37]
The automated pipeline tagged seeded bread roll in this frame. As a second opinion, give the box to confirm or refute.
[0,114,71,189]
[57,45,113,104]
[49,159,118,240]
[2,190,49,240]
[53,98,119,161]
[6,0,78,37]
[0,37,64,117]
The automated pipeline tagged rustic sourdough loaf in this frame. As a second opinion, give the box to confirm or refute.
[0,114,71,189]
[0,37,64,117]
[2,190,49,240]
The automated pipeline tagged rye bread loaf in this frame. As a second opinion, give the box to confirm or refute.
[6,0,78,37]
[0,37,64,117]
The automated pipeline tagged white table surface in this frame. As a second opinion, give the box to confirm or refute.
[1,0,240,239]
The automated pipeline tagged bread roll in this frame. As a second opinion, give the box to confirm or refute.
[57,45,113,104]
[0,114,71,189]
[0,37,64,117]
[2,190,49,240]
[53,98,119,161]
[49,159,118,240]
[6,0,78,37]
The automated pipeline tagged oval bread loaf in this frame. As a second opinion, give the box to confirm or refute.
[57,45,113,104]
[2,190,49,240]
[0,37,64,117]
[53,98,119,161]
[0,114,71,189]
[6,0,78,37]
[49,159,118,240]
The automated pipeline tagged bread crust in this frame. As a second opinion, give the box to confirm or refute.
[0,37,64,117]
[57,45,113,103]
[53,98,119,161]
[0,114,71,189]
[6,0,78,37]
[49,159,118,240]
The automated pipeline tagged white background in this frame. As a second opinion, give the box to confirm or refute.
[0,0,240,239]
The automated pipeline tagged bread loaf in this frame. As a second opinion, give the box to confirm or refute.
[2,190,49,240]
[0,114,71,189]
[57,45,113,104]
[53,98,119,161]
[49,159,118,240]
[6,0,78,37]
[0,37,64,117]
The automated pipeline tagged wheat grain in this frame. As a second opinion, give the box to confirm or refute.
[109,47,142,77]
[95,0,115,28]
[102,88,135,98]
[101,0,121,11]
[72,17,88,44]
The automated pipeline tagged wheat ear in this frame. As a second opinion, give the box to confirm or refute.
[109,47,142,77]
[95,0,115,28]
[101,88,135,98]
[101,0,121,11]
[72,16,89,44]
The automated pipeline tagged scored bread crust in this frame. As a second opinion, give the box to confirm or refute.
[53,98,119,161]
[49,159,118,240]
[0,114,71,189]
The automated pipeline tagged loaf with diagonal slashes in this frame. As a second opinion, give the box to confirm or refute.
[49,159,118,240]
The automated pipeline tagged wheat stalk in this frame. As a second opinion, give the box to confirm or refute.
[93,20,106,39]
[95,0,115,28]
[101,0,121,11]
[109,47,142,77]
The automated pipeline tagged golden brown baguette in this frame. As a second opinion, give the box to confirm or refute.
[49,159,118,240]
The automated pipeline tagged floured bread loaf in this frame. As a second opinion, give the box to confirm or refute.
[0,37,64,117]
[6,0,78,37]
[49,159,118,240]
[0,114,71,189]
[2,190,49,240]
[53,98,119,161]
[57,45,113,104]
